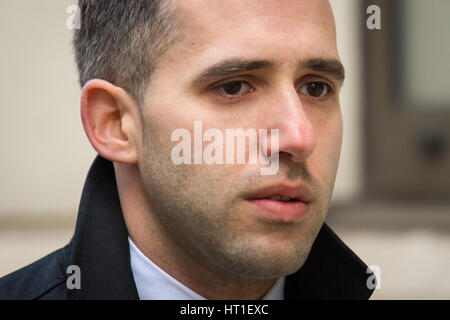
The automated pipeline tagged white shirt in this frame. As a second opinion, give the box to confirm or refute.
[129,237,285,300]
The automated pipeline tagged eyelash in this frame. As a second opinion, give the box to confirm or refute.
[298,81,334,99]
[212,80,254,99]
[211,79,334,100]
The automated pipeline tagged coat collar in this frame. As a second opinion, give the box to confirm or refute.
[66,155,374,300]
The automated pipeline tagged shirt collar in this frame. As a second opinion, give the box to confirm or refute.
[129,237,285,300]
[129,237,206,300]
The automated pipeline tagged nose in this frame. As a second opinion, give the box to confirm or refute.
[266,88,317,163]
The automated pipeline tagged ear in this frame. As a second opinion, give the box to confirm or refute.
[80,79,141,164]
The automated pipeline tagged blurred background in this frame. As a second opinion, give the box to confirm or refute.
[0,0,449,299]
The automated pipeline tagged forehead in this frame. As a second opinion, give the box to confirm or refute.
[173,0,338,61]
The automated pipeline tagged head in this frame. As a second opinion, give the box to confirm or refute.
[78,0,344,282]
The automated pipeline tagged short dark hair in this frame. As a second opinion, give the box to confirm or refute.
[73,0,179,105]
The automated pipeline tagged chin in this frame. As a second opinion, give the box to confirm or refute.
[214,236,314,280]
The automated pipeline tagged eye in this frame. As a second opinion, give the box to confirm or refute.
[214,81,254,98]
[299,82,331,98]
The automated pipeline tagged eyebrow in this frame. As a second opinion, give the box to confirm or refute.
[192,59,275,86]
[192,57,345,86]
[301,58,345,82]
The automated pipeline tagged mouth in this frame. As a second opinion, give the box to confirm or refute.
[245,184,312,222]
[265,195,299,202]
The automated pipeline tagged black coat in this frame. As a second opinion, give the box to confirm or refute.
[0,156,375,300]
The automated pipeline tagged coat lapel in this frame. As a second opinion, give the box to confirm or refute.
[66,156,139,299]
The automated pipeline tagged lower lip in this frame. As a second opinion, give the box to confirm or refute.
[246,199,310,222]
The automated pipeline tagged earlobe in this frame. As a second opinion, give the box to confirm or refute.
[80,79,139,164]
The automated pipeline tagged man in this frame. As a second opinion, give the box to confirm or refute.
[0,0,374,300]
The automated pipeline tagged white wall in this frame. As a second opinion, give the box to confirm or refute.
[0,0,96,218]
[0,0,363,219]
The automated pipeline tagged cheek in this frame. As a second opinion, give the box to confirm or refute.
[328,111,343,161]
[309,111,343,181]
[142,99,196,157]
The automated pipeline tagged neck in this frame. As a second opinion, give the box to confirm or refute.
[114,163,278,299]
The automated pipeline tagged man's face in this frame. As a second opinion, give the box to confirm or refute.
[137,0,343,279]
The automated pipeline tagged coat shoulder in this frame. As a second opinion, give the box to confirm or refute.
[0,243,72,300]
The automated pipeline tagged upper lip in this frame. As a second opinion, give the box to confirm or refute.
[245,183,313,203]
